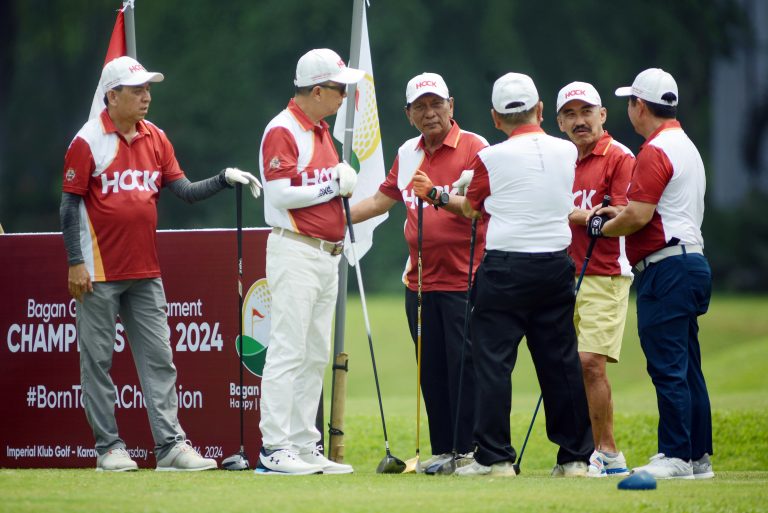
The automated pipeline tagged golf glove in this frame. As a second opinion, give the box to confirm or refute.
[587,214,609,238]
[452,170,474,196]
[333,162,357,197]
[224,167,262,199]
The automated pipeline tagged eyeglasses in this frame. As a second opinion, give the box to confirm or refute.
[318,83,347,95]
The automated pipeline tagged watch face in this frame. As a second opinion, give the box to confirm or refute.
[439,191,450,206]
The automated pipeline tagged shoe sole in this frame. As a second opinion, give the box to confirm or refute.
[95,467,138,472]
[254,468,323,476]
[694,472,714,479]
[155,464,217,472]
[319,468,354,474]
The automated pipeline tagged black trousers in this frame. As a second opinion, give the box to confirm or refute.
[405,288,476,454]
[471,250,593,466]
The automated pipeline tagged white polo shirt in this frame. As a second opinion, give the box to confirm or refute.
[466,125,576,252]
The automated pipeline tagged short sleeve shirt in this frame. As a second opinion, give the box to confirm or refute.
[378,121,489,292]
[259,99,345,242]
[568,131,634,276]
[61,109,185,282]
[467,125,576,253]
[625,120,706,265]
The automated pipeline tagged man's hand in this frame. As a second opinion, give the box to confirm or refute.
[333,162,357,197]
[587,214,610,238]
[224,167,262,199]
[68,263,93,302]
[412,170,436,204]
[451,170,474,196]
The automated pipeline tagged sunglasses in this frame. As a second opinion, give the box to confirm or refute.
[318,83,347,95]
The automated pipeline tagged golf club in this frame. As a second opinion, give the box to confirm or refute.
[403,199,424,474]
[426,217,478,476]
[342,198,406,474]
[222,183,250,471]
[512,194,611,475]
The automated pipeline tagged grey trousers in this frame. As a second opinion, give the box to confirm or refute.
[77,278,185,457]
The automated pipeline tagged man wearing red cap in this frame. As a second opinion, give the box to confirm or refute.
[593,68,714,480]
[256,48,363,475]
[556,81,634,478]
[60,56,262,472]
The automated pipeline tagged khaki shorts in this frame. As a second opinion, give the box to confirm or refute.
[574,275,632,363]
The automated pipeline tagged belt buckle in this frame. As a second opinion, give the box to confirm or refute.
[330,242,344,256]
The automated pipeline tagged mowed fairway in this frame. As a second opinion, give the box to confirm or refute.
[1,294,766,513]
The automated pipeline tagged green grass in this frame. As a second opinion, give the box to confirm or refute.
[1,294,767,513]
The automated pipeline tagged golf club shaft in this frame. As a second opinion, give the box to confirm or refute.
[516,394,542,468]
[450,218,477,458]
[342,198,395,453]
[236,183,245,452]
[416,199,424,460]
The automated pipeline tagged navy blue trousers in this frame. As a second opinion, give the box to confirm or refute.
[635,252,713,461]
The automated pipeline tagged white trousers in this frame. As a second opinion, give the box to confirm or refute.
[259,232,340,451]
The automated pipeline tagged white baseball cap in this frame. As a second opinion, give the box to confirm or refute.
[556,81,602,112]
[405,72,450,104]
[492,72,539,114]
[100,56,164,92]
[294,48,364,87]
[615,68,678,106]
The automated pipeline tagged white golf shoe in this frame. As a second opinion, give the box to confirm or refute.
[96,448,138,472]
[586,450,630,477]
[298,448,353,474]
[156,439,217,471]
[255,448,323,475]
[454,460,516,477]
[692,453,715,479]
[632,453,694,480]
[551,460,588,477]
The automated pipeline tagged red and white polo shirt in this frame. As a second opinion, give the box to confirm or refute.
[379,121,488,292]
[569,131,634,276]
[259,99,345,242]
[626,120,706,265]
[61,109,185,282]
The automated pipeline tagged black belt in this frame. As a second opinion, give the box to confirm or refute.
[485,249,568,260]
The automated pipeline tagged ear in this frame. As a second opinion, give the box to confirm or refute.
[448,97,455,117]
[536,101,544,123]
[404,105,414,127]
[312,85,323,102]
[599,106,607,125]
[556,113,565,133]
[106,89,119,107]
[491,109,502,130]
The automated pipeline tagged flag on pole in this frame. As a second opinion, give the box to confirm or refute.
[88,3,129,120]
[333,3,388,265]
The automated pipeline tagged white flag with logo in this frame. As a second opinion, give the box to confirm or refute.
[333,4,388,265]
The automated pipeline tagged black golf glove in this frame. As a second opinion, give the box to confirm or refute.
[588,214,610,238]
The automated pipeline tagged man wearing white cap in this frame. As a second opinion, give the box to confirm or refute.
[60,56,262,472]
[592,68,713,480]
[351,72,488,472]
[556,81,634,477]
[430,72,593,477]
[256,48,363,475]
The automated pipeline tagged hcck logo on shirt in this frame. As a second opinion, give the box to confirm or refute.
[101,169,161,194]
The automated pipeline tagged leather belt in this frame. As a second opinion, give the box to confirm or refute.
[272,228,344,256]
[634,244,703,273]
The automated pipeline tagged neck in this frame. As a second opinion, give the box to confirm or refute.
[640,117,667,139]
[294,95,324,124]
[108,110,139,140]
[422,132,449,154]
[576,131,603,161]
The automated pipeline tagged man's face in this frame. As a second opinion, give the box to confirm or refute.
[557,99,606,149]
[406,93,454,140]
[316,81,348,117]
[111,83,152,123]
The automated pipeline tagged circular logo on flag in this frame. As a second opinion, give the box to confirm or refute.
[236,278,271,377]
[352,73,382,162]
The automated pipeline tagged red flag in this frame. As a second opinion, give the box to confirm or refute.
[89,7,128,120]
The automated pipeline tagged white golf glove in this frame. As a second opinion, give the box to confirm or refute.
[333,162,357,197]
[452,170,474,196]
[224,167,262,199]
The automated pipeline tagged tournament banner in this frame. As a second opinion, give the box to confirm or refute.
[0,229,270,468]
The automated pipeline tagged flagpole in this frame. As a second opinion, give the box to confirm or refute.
[329,0,365,461]
[123,1,137,58]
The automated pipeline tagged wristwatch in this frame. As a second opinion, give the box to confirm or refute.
[428,187,450,209]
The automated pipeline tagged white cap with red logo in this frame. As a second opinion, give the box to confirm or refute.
[492,72,539,114]
[294,48,365,87]
[556,81,602,112]
[615,68,678,106]
[405,72,450,104]
[100,56,164,92]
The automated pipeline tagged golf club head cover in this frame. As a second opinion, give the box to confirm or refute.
[588,214,609,238]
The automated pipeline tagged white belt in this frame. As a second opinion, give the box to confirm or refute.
[272,227,344,256]
[634,244,703,273]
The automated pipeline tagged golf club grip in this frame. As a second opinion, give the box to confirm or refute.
[343,197,356,244]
